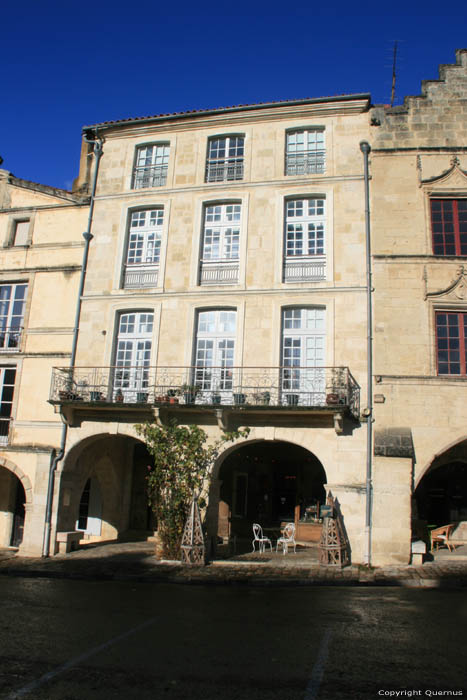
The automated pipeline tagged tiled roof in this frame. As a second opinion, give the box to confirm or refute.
[83,93,371,131]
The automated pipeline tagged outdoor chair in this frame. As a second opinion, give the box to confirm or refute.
[276,523,297,555]
[430,524,455,552]
[252,523,272,554]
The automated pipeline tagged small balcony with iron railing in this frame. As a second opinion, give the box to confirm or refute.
[0,417,11,446]
[132,164,168,189]
[49,366,360,433]
[0,326,23,352]
[205,159,244,183]
[123,263,159,289]
[285,151,326,176]
[283,255,326,282]
[199,259,239,285]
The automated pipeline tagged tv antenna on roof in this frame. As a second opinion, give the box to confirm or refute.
[390,41,398,107]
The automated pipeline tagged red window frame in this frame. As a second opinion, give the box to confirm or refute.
[431,199,467,256]
[435,311,467,375]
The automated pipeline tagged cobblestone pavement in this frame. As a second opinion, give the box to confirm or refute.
[1,540,467,587]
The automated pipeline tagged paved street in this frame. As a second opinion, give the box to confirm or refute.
[1,577,466,700]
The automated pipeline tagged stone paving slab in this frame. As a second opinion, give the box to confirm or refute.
[1,543,467,587]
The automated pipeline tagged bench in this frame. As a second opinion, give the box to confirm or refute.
[411,538,426,565]
[55,531,83,554]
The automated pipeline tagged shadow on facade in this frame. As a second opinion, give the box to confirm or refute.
[0,466,25,547]
[57,434,154,546]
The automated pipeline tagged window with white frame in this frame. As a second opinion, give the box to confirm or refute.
[285,129,325,176]
[123,209,163,288]
[114,312,153,400]
[205,136,244,183]
[132,143,169,189]
[283,198,326,282]
[200,204,241,285]
[0,283,27,351]
[281,308,325,405]
[0,366,16,445]
[194,310,236,399]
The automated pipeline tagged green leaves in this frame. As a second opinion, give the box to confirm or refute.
[136,420,249,559]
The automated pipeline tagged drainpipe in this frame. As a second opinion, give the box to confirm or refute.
[360,141,373,567]
[42,133,103,557]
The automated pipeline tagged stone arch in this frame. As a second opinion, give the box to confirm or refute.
[207,437,327,546]
[415,433,467,489]
[0,456,33,505]
[413,436,467,529]
[56,432,154,541]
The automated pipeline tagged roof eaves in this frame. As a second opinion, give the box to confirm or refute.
[83,93,371,132]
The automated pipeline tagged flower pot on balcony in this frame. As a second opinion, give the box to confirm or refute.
[233,392,246,405]
[115,390,124,403]
[286,393,299,406]
[326,393,339,405]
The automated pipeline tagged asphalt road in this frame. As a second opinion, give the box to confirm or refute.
[0,578,466,700]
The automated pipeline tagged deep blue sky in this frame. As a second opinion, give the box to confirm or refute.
[2,0,467,190]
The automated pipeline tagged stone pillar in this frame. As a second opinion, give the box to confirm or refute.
[371,428,414,566]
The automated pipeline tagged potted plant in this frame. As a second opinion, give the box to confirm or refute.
[115,388,124,402]
[180,383,200,404]
[252,391,270,405]
[167,389,179,404]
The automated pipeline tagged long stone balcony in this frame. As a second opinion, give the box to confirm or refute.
[49,366,360,433]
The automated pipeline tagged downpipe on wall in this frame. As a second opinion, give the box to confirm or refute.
[360,141,373,568]
[42,134,103,557]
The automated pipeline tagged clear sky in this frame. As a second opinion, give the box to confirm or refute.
[2,0,467,190]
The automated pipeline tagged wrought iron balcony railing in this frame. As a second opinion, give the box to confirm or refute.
[285,151,326,176]
[205,159,244,183]
[0,417,11,445]
[49,366,360,418]
[199,260,240,285]
[0,326,23,352]
[283,255,326,282]
[132,164,168,189]
[123,263,159,289]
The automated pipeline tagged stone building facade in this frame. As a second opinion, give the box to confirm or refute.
[0,170,88,554]
[2,49,466,565]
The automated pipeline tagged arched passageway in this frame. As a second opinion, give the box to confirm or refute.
[414,440,467,542]
[216,441,326,542]
[58,435,155,543]
[0,466,26,547]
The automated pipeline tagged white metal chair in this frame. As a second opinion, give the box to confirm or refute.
[252,523,272,554]
[276,523,296,555]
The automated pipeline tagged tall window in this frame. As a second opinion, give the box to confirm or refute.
[124,209,163,288]
[283,198,326,282]
[0,283,27,351]
[200,204,241,285]
[194,310,236,399]
[431,200,467,256]
[285,129,325,176]
[436,311,467,375]
[114,312,153,400]
[132,143,169,189]
[205,136,244,182]
[281,308,325,405]
[0,366,15,445]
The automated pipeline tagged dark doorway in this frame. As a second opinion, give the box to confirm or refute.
[415,461,467,527]
[218,441,326,538]
[10,479,25,547]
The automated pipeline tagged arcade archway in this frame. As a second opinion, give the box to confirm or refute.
[0,466,26,547]
[216,440,326,541]
[58,434,155,542]
[414,439,467,530]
